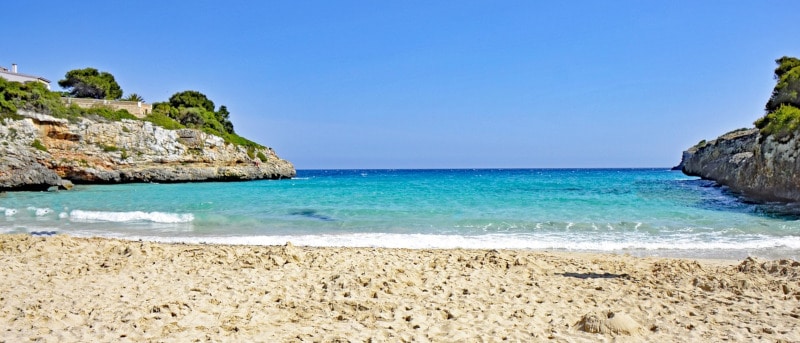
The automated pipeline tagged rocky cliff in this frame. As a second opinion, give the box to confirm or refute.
[1,111,295,191]
[681,127,800,203]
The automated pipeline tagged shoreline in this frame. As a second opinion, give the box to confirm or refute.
[43,232,800,261]
[2,234,798,341]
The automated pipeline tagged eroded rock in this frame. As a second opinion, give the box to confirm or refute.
[681,128,800,203]
[0,111,295,191]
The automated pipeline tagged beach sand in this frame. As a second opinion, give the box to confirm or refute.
[1,235,798,342]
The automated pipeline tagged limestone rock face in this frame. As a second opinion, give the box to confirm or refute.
[0,112,295,191]
[681,128,800,202]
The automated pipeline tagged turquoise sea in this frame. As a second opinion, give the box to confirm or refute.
[2,169,799,259]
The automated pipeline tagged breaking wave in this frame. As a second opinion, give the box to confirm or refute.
[69,210,194,223]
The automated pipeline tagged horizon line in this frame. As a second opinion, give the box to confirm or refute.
[294,167,679,171]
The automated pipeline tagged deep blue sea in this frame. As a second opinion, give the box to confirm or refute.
[2,169,799,259]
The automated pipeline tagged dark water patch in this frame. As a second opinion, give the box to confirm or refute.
[751,202,800,220]
[676,179,800,220]
[289,209,335,222]
[707,184,800,219]
[598,187,633,195]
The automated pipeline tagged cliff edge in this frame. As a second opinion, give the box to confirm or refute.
[680,56,800,203]
[681,128,800,203]
[1,111,295,191]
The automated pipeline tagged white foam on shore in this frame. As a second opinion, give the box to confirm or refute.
[1,208,17,216]
[69,210,194,223]
[25,207,52,216]
[115,232,800,258]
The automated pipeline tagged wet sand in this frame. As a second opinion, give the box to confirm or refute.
[1,234,798,342]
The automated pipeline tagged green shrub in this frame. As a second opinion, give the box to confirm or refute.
[120,149,129,160]
[86,107,137,121]
[222,132,263,149]
[31,139,47,152]
[693,139,707,148]
[0,113,24,122]
[246,146,256,159]
[61,105,87,121]
[102,145,119,152]
[143,112,184,130]
[1,78,67,117]
[257,151,268,162]
[755,104,800,140]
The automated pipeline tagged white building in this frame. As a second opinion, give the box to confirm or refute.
[0,64,51,89]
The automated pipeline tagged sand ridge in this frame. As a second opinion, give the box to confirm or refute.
[0,234,798,342]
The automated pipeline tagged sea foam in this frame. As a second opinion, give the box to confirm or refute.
[4,169,800,260]
[26,207,52,216]
[69,210,194,223]
[118,232,800,260]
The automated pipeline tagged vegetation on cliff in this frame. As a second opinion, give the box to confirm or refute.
[754,104,800,140]
[1,77,142,123]
[755,56,800,139]
[58,68,123,100]
[765,57,800,113]
[682,56,800,203]
[1,67,261,149]
[0,78,66,118]
[148,90,254,148]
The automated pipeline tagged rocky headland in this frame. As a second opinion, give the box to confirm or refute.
[680,56,800,204]
[0,111,295,191]
[680,128,800,202]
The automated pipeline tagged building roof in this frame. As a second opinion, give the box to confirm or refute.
[0,68,51,83]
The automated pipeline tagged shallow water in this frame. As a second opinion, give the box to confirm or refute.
[2,169,799,259]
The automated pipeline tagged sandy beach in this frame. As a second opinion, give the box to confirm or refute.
[0,235,798,342]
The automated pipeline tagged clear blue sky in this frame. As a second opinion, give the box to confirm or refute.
[4,1,799,168]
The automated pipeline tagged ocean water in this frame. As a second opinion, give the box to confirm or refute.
[1,169,799,260]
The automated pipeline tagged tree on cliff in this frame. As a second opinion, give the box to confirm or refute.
[755,56,800,139]
[216,105,234,134]
[58,68,123,100]
[765,56,800,113]
[153,90,236,135]
[169,90,215,112]
[123,93,144,102]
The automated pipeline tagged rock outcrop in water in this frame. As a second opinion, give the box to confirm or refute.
[680,127,800,203]
[0,111,295,191]
[681,56,800,204]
